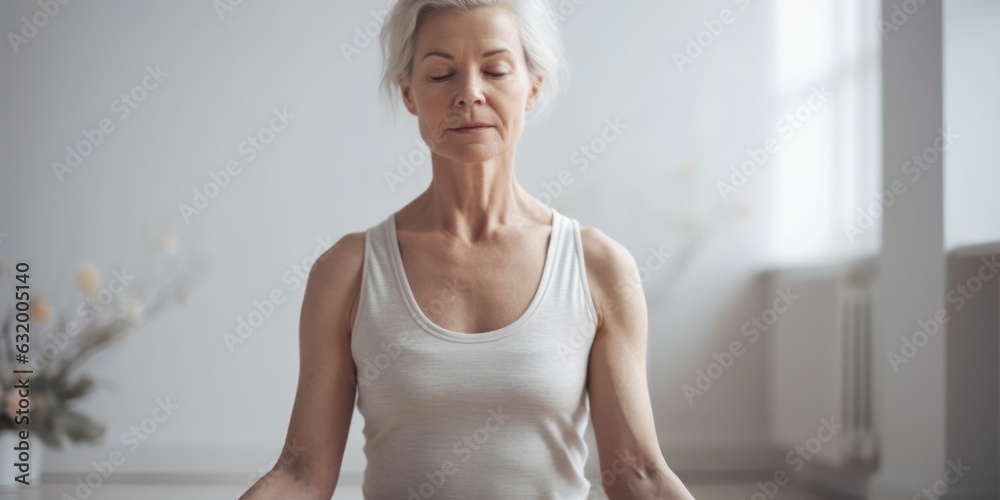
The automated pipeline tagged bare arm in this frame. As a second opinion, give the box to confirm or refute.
[581,227,695,500]
[241,232,366,499]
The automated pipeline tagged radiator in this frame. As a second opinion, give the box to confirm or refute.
[766,258,879,468]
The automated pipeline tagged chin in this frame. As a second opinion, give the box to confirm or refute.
[443,143,505,165]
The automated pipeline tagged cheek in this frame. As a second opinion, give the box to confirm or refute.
[411,97,446,133]
[499,104,526,133]
[412,87,445,116]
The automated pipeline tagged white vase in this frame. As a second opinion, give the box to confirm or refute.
[0,431,44,490]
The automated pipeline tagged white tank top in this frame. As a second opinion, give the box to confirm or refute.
[350,207,599,499]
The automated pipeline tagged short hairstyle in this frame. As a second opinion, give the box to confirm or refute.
[378,0,568,120]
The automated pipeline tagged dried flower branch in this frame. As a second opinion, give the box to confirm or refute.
[0,229,206,448]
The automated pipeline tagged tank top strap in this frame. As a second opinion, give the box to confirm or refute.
[350,213,404,340]
[545,208,599,329]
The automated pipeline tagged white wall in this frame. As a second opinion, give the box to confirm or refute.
[944,0,1000,250]
[0,0,836,483]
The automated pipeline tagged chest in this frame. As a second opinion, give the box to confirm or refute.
[398,233,549,334]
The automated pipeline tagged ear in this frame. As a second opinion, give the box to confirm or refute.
[525,74,543,112]
[400,76,418,116]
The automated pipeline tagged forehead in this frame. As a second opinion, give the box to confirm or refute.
[414,6,523,56]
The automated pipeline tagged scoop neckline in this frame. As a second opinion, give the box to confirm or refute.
[388,208,561,343]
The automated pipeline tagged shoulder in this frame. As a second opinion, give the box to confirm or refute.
[303,231,367,332]
[312,231,366,277]
[578,225,645,330]
[579,225,640,287]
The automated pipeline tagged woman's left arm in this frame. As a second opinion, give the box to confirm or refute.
[580,227,696,500]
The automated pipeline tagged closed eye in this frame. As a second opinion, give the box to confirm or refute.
[430,72,509,82]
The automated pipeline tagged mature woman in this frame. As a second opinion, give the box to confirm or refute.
[242,0,694,498]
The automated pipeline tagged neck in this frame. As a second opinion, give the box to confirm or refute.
[406,149,551,242]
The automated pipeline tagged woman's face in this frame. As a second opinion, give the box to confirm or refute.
[400,6,541,165]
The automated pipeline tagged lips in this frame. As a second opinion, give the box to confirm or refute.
[450,123,493,131]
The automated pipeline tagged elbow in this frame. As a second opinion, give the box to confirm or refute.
[285,463,338,500]
[240,463,335,500]
[603,460,695,500]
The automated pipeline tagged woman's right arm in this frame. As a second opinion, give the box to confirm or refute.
[240,232,366,499]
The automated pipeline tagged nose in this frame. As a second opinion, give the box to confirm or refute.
[455,71,485,108]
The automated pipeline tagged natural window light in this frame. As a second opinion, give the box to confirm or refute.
[770,0,881,263]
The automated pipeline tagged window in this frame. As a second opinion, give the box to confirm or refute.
[769,0,881,263]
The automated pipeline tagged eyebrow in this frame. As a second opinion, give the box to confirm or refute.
[421,48,512,61]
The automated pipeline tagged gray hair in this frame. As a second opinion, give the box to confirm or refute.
[378,0,568,120]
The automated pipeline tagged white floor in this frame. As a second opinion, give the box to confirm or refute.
[0,481,836,499]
